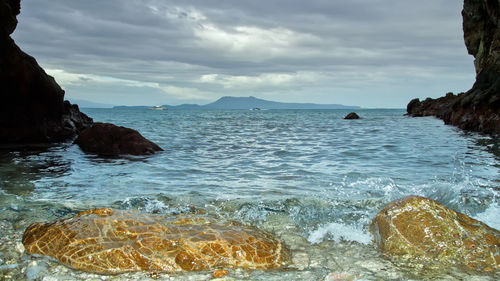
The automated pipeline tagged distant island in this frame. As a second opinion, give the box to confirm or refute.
[114,96,360,110]
[68,98,114,108]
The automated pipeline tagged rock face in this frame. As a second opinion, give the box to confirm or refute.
[406,92,458,118]
[0,0,93,144]
[407,0,500,135]
[22,208,288,274]
[74,123,163,156]
[371,196,500,272]
[344,112,360,119]
[463,0,500,76]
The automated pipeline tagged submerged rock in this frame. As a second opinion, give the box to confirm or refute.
[344,112,360,119]
[407,0,500,135]
[74,123,163,156]
[22,208,288,274]
[0,0,93,144]
[370,196,500,272]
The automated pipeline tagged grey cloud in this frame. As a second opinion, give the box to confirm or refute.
[12,0,474,107]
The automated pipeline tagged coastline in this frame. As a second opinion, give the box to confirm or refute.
[0,0,499,279]
[407,0,500,136]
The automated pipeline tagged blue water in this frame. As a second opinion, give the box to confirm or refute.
[1,108,499,280]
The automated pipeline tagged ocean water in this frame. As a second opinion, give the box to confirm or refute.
[0,108,499,280]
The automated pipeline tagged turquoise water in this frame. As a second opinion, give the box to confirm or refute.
[0,109,499,280]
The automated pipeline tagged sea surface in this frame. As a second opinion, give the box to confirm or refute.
[0,108,499,280]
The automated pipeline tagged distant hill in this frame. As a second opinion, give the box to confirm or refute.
[163,104,202,110]
[114,96,359,110]
[113,105,150,109]
[197,96,359,110]
[68,98,114,108]
[113,104,202,110]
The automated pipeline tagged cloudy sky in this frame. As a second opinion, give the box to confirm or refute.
[13,0,475,108]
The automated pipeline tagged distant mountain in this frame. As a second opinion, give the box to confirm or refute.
[113,96,359,110]
[163,104,202,110]
[68,98,114,108]
[113,105,150,109]
[113,104,202,110]
[198,96,359,110]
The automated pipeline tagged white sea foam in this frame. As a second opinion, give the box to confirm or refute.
[119,197,170,213]
[474,203,500,230]
[308,222,372,245]
[119,196,193,215]
[143,198,170,213]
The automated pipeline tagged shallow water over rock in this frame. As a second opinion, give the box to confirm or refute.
[23,208,288,274]
[1,109,500,280]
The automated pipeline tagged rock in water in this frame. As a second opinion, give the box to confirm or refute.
[344,112,360,119]
[22,208,288,274]
[74,123,163,156]
[371,196,500,272]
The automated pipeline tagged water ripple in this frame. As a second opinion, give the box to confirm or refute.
[1,108,499,239]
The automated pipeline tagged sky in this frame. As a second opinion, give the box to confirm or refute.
[12,0,476,108]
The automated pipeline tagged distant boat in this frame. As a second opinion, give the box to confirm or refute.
[150,106,166,110]
[251,107,261,111]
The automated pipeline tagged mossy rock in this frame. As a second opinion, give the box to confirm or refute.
[371,196,500,272]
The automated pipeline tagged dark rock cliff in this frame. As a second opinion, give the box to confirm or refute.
[0,0,93,145]
[407,0,500,135]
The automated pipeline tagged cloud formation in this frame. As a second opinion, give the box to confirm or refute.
[13,0,475,107]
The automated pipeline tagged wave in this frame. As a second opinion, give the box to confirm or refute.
[473,203,500,230]
[308,222,372,244]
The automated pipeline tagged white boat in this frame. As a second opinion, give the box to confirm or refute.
[150,106,166,110]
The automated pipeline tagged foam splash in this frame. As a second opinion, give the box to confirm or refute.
[308,222,372,245]
[117,196,192,215]
[474,203,500,230]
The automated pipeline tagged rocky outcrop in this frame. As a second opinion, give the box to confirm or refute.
[23,208,288,274]
[74,123,163,156]
[1,0,158,156]
[344,112,360,119]
[407,0,500,135]
[406,92,458,119]
[0,0,93,144]
[371,196,500,272]
[463,0,500,76]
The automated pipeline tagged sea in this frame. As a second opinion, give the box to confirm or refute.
[0,108,499,280]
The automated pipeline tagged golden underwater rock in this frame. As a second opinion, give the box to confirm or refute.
[371,196,500,272]
[22,208,288,274]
